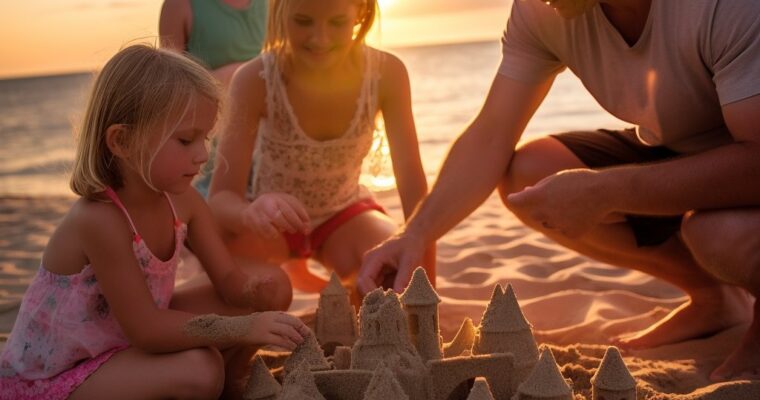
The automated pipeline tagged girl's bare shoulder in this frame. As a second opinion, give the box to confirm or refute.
[43,197,130,273]
[228,55,268,104]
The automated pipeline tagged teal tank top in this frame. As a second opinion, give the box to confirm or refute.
[186,0,268,70]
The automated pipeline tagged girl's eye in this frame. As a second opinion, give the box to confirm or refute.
[330,19,348,28]
[294,18,312,26]
[178,138,192,146]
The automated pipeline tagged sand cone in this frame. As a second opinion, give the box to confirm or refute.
[444,317,477,357]
[279,361,326,400]
[591,346,636,400]
[515,347,573,400]
[467,377,495,400]
[363,362,409,400]
[243,355,280,400]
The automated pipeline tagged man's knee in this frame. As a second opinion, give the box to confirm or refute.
[498,137,585,210]
[682,209,760,289]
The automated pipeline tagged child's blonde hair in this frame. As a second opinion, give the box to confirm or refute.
[263,0,378,65]
[70,44,220,199]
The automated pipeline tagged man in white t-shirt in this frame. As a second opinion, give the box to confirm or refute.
[359,0,760,381]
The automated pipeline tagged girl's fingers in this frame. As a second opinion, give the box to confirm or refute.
[278,206,308,233]
[275,313,311,337]
[280,196,310,227]
[272,324,305,345]
[269,334,298,350]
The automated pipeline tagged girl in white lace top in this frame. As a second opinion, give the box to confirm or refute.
[208,0,434,297]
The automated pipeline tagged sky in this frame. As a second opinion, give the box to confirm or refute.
[0,0,512,79]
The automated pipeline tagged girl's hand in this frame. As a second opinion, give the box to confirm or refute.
[247,311,311,350]
[241,193,310,238]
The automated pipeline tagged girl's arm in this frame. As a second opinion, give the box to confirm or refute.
[178,189,266,309]
[377,52,436,279]
[207,60,265,234]
[158,0,243,88]
[80,201,305,352]
[158,0,191,51]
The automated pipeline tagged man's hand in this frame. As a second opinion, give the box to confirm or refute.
[358,231,427,296]
[507,168,613,237]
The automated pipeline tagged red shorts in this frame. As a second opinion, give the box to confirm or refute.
[283,198,386,258]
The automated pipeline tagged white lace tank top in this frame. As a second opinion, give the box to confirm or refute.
[252,46,382,227]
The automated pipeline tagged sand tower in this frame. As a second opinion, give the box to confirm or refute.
[279,361,326,400]
[591,346,636,400]
[399,266,443,362]
[243,355,281,400]
[472,284,539,382]
[351,288,428,399]
[513,347,573,400]
[362,362,409,400]
[284,331,330,375]
[467,377,495,400]
[350,288,424,370]
[444,317,477,358]
[315,272,358,354]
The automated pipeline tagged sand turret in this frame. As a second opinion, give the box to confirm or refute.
[467,377,495,400]
[315,272,358,354]
[400,266,443,362]
[591,346,636,400]
[243,355,281,400]
[362,362,409,400]
[514,347,573,400]
[473,284,539,381]
[284,331,330,375]
[350,288,428,399]
[444,317,477,357]
[350,288,424,370]
[279,361,326,400]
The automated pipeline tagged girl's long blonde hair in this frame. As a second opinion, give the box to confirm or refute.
[70,44,220,199]
[263,0,378,65]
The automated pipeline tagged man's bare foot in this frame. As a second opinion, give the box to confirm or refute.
[710,303,760,381]
[614,285,752,349]
[282,259,328,293]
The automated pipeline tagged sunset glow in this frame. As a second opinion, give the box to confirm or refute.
[0,0,511,79]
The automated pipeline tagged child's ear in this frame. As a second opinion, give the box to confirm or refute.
[105,124,130,158]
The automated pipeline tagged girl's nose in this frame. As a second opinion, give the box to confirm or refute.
[195,142,209,164]
[309,24,330,48]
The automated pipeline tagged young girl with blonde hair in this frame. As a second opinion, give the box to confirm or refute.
[209,0,434,296]
[0,44,308,400]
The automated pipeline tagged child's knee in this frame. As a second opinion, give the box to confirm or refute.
[260,267,293,311]
[175,347,225,399]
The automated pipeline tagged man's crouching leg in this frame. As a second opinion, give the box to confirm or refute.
[681,208,760,381]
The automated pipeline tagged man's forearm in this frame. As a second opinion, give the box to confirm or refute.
[404,121,516,242]
[605,141,760,215]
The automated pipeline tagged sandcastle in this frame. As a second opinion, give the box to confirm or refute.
[244,267,637,400]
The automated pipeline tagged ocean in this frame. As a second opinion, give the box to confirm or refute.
[0,40,625,197]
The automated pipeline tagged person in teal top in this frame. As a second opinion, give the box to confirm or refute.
[160,0,267,197]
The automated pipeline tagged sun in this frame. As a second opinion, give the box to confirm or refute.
[377,0,397,10]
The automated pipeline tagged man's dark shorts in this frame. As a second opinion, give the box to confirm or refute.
[550,128,682,247]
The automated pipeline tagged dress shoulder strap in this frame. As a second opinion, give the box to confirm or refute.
[363,46,383,128]
[103,187,139,239]
[163,192,181,226]
[259,52,279,122]
[103,188,181,241]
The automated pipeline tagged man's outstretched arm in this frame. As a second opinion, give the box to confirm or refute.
[358,73,556,294]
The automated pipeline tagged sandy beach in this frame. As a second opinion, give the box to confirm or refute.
[1,191,758,399]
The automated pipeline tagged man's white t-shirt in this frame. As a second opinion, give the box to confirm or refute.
[499,0,760,154]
